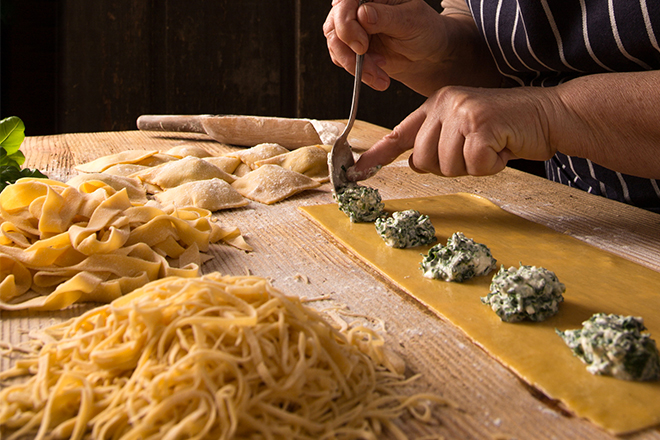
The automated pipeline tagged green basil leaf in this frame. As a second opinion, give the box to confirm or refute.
[0,165,24,192]
[0,165,48,193]
[0,116,25,168]
[20,167,48,179]
[0,150,24,168]
[0,116,26,153]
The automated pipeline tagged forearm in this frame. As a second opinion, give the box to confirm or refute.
[546,71,660,179]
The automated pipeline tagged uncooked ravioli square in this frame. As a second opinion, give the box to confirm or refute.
[134,156,235,190]
[154,178,248,211]
[231,164,320,204]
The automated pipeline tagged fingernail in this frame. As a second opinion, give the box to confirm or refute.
[364,5,378,24]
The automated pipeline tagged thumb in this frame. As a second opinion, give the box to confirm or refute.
[349,108,426,180]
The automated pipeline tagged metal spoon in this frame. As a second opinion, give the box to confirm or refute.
[329,7,367,195]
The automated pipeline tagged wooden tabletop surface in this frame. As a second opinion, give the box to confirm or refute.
[4,121,660,440]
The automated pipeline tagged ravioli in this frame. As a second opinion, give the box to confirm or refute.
[231,164,320,205]
[154,178,248,211]
[135,153,180,167]
[202,156,242,174]
[134,156,235,192]
[164,144,212,158]
[102,164,150,177]
[227,143,289,169]
[232,163,252,177]
[254,145,329,182]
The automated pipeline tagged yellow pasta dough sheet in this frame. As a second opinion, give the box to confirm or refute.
[300,193,660,435]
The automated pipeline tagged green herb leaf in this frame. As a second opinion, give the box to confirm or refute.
[0,116,26,167]
[0,117,48,192]
[0,166,48,192]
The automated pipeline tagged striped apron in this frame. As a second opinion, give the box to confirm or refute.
[466,0,660,212]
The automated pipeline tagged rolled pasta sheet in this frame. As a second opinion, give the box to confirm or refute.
[0,273,447,440]
[0,178,248,310]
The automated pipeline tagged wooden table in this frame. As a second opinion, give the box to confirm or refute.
[4,121,660,440]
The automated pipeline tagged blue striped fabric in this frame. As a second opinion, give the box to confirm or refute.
[465,0,660,212]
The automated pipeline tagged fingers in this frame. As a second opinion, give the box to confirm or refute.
[323,10,357,71]
[351,86,540,182]
[361,54,390,90]
[323,0,364,77]
[462,133,516,175]
[325,0,369,55]
[409,112,443,175]
[324,1,392,90]
[349,108,426,180]
[410,128,511,177]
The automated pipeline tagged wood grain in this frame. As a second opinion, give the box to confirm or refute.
[4,121,660,440]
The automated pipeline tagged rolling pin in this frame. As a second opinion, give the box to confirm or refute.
[136,114,343,149]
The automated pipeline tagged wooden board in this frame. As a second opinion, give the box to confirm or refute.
[9,126,660,439]
[301,193,660,434]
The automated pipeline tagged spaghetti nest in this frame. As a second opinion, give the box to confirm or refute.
[0,273,445,440]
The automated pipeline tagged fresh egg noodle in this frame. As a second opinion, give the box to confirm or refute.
[0,178,249,311]
[0,273,445,440]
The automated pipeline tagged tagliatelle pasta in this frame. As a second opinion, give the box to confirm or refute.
[0,178,250,311]
[74,149,159,173]
[0,273,446,440]
[66,172,149,205]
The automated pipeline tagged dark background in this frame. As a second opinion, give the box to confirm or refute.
[0,0,543,175]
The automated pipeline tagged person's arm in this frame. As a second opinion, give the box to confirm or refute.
[350,70,660,180]
[323,0,502,96]
[548,70,660,179]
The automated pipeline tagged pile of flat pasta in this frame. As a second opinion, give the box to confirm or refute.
[0,178,249,311]
[0,273,445,440]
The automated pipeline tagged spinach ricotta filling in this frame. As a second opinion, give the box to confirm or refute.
[556,313,660,381]
[335,183,385,223]
[375,209,437,248]
[420,232,496,282]
[481,265,564,322]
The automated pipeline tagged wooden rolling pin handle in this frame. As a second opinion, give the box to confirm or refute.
[136,114,210,134]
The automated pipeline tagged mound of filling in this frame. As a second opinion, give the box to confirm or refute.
[420,232,496,282]
[481,265,565,322]
[375,209,437,248]
[557,313,660,381]
[335,183,385,223]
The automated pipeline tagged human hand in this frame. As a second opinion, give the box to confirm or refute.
[323,0,452,94]
[349,86,559,179]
